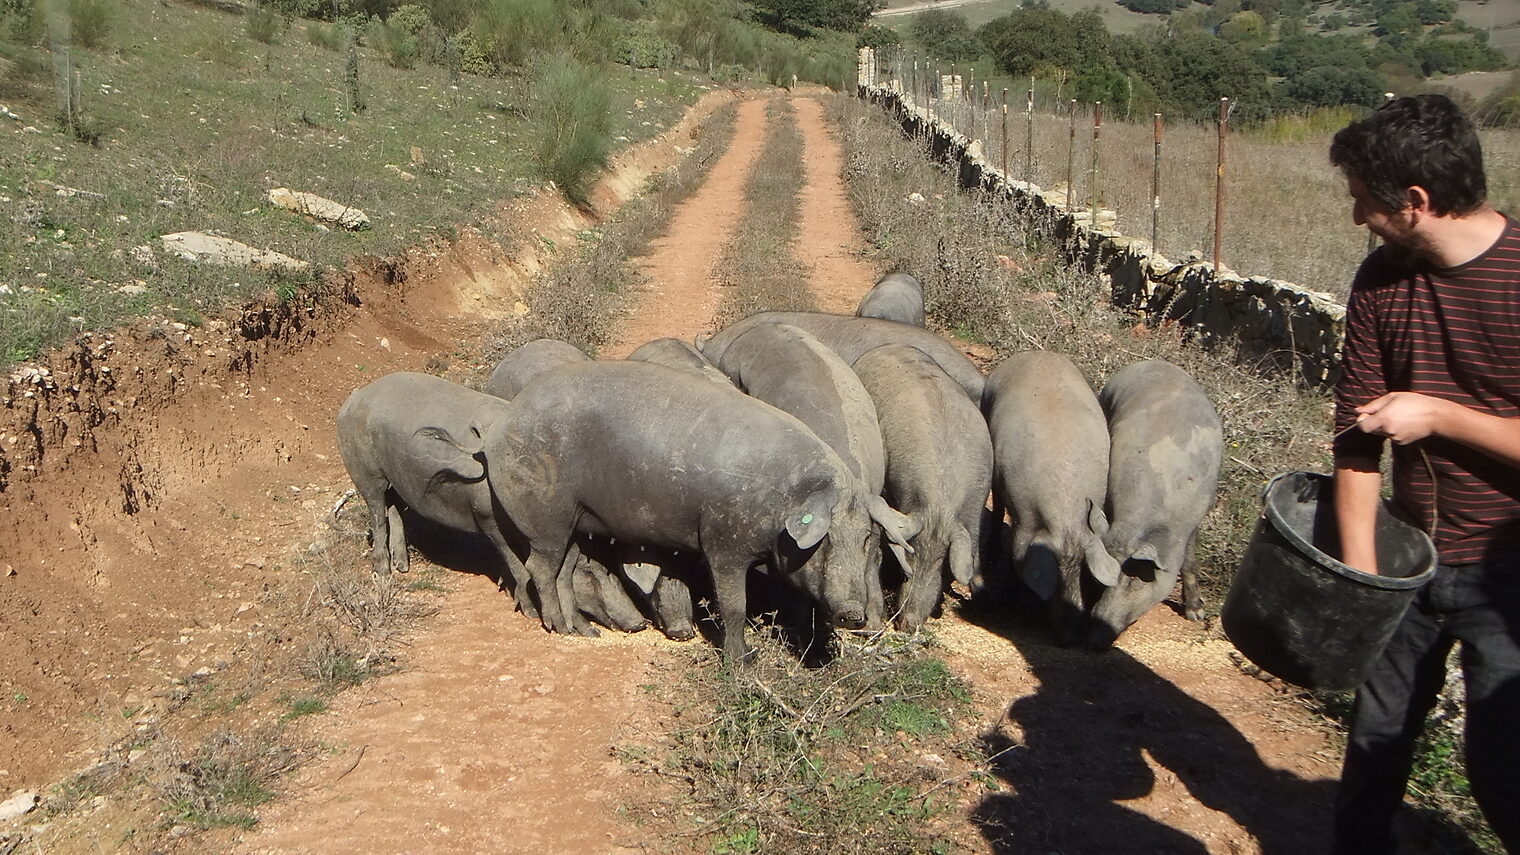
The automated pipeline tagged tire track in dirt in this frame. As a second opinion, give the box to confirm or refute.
[602,96,773,358]
[789,95,881,315]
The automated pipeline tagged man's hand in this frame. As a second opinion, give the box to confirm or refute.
[1354,392,1455,445]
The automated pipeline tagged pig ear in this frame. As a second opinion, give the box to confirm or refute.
[786,489,834,550]
[1020,541,1059,601]
[1085,540,1122,587]
[1087,499,1110,537]
[887,541,915,578]
[622,562,661,596]
[414,426,486,485]
[948,525,976,585]
[868,496,920,550]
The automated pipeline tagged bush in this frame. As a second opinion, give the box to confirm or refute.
[305,20,342,50]
[472,0,560,69]
[532,55,611,205]
[68,0,112,48]
[245,3,281,44]
[614,19,678,68]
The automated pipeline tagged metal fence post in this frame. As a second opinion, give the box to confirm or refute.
[1152,113,1162,254]
[1090,101,1102,228]
[1001,89,1009,179]
[1066,99,1077,213]
[1025,83,1033,187]
[1215,97,1229,272]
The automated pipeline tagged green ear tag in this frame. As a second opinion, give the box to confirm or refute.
[801,513,814,525]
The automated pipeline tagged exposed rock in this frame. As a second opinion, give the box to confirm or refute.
[158,232,308,271]
[0,792,38,823]
[267,188,369,231]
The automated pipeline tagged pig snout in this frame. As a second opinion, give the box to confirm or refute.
[832,603,867,630]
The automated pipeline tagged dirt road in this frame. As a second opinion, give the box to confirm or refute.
[1,89,1345,854]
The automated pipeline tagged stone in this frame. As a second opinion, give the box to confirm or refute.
[159,232,308,271]
[267,188,369,231]
[0,792,39,823]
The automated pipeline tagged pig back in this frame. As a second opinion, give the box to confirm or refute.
[701,311,985,404]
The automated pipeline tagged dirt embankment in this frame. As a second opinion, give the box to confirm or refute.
[0,88,733,803]
[3,87,1349,855]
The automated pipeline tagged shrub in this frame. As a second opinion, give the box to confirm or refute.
[68,0,111,48]
[305,20,342,50]
[471,0,559,69]
[531,55,611,205]
[245,3,281,44]
[614,19,678,68]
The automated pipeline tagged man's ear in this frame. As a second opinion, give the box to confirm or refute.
[1406,185,1433,217]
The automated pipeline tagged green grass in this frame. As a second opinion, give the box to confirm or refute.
[0,0,702,370]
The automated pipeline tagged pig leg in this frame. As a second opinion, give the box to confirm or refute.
[1180,535,1203,621]
[478,512,539,621]
[652,574,696,641]
[386,504,409,575]
[524,543,576,634]
[710,563,754,663]
[356,478,392,578]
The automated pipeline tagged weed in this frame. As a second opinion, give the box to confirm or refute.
[711,98,815,329]
[281,694,328,721]
[532,54,613,205]
[244,2,280,45]
[153,728,297,831]
[621,632,971,854]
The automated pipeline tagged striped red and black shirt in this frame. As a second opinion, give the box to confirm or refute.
[1334,214,1520,566]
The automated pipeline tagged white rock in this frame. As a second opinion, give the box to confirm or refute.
[0,792,39,823]
[158,232,308,271]
[268,188,369,230]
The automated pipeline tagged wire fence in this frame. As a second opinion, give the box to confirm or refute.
[857,48,1520,301]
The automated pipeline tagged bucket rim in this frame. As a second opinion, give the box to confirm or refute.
[1263,471,1437,591]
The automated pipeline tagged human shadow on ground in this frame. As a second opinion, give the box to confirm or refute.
[958,601,1338,855]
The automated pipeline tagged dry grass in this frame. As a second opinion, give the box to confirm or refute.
[837,90,1332,618]
[711,97,818,329]
[872,61,1520,299]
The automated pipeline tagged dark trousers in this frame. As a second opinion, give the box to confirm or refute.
[1334,561,1520,854]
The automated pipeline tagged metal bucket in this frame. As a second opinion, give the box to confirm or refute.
[1222,471,1437,692]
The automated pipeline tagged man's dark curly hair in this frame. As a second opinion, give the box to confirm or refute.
[1329,93,1487,217]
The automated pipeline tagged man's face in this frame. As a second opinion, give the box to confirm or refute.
[1347,175,1417,249]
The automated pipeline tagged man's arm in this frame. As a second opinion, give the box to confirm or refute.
[1355,391,1520,467]
[1334,456,1383,575]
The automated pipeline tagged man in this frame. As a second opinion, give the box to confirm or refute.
[1331,93,1520,854]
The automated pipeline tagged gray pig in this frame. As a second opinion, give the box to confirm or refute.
[855,272,926,327]
[482,340,652,634]
[335,372,536,613]
[484,338,589,401]
[628,337,735,388]
[700,311,985,404]
[713,323,911,630]
[1089,359,1222,649]
[625,336,738,640]
[454,361,916,660]
[853,344,993,630]
[983,352,1121,646]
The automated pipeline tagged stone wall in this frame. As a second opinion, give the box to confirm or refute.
[855,66,1346,388]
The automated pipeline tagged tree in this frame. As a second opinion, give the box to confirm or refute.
[910,8,981,61]
[978,6,1107,78]
[1151,32,1273,121]
[1283,65,1385,107]
[751,0,877,34]
[1218,9,1267,43]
